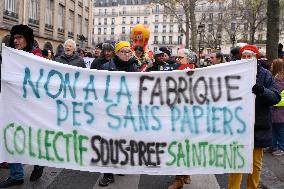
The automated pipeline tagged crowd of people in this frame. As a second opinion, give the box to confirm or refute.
[0,24,283,189]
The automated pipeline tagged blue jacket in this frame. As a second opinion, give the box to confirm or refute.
[254,65,281,147]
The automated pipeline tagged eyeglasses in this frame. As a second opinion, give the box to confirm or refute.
[120,50,132,55]
[176,56,185,60]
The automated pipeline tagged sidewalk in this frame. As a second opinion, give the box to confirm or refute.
[260,153,284,189]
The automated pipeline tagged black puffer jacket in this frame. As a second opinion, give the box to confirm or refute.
[55,53,86,68]
[90,57,109,70]
[101,55,138,72]
[254,65,281,148]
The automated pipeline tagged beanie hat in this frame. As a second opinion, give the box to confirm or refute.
[240,44,260,59]
[9,24,34,50]
[95,43,103,49]
[115,41,130,53]
[102,42,114,51]
[159,47,171,56]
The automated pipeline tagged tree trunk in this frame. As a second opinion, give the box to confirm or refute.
[185,15,190,49]
[189,0,197,51]
[250,27,256,44]
[266,0,280,61]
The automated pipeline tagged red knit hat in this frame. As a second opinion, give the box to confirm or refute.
[239,44,260,59]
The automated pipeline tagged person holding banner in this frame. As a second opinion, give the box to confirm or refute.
[55,39,86,68]
[98,41,138,187]
[0,24,44,188]
[228,45,281,189]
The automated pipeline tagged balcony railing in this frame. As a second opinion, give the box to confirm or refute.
[29,18,39,25]
[119,10,151,16]
[58,28,64,33]
[45,24,53,29]
[94,12,118,16]
[3,10,18,19]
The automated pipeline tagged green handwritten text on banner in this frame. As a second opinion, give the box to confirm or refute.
[0,46,256,175]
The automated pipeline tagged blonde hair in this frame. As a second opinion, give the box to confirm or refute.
[271,59,284,79]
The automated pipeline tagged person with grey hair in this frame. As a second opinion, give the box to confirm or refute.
[55,39,86,68]
[175,48,198,69]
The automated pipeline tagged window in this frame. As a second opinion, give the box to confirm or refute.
[104,9,107,15]
[154,25,158,33]
[144,17,148,24]
[122,27,125,34]
[163,25,166,33]
[209,24,213,32]
[154,47,157,52]
[77,15,82,34]
[258,23,263,31]
[162,36,166,43]
[137,17,140,24]
[111,18,115,25]
[163,15,167,22]
[170,25,173,33]
[4,0,16,13]
[29,0,39,21]
[98,9,102,15]
[45,0,54,26]
[170,15,173,22]
[84,19,88,37]
[209,13,213,20]
[111,27,114,35]
[122,7,126,14]
[98,37,101,42]
[98,18,101,25]
[178,36,182,45]
[218,13,222,20]
[57,4,64,29]
[122,17,126,24]
[98,28,101,35]
[244,23,248,31]
[130,17,134,24]
[112,8,115,15]
[155,5,159,12]
[155,15,159,22]
[68,10,74,33]
[154,36,158,44]
[169,36,172,44]
[258,34,263,41]
[202,13,206,20]
[104,28,107,35]
[104,18,107,25]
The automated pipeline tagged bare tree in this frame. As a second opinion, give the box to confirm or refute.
[266,0,280,61]
[238,0,267,44]
[155,0,198,51]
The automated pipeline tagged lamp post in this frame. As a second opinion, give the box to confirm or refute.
[197,23,205,64]
[231,34,236,48]
[217,32,222,50]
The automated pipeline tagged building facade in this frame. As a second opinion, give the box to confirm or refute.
[93,0,284,55]
[0,0,93,53]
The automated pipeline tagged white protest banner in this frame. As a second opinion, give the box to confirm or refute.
[0,46,256,175]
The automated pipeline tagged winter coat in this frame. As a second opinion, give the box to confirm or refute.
[254,65,281,148]
[55,53,86,68]
[100,55,138,72]
[90,57,109,70]
[271,78,284,123]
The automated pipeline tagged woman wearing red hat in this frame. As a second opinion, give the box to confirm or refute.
[228,45,281,189]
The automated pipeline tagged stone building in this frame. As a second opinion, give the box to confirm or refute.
[0,0,93,53]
